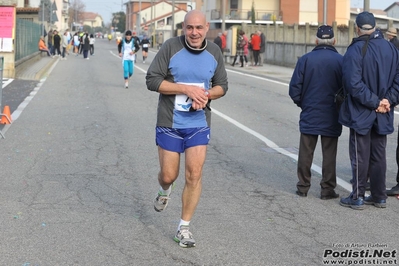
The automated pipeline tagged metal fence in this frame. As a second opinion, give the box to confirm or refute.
[15,19,42,61]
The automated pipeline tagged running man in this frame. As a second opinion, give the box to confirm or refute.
[146,10,228,248]
[118,30,140,88]
[140,35,151,63]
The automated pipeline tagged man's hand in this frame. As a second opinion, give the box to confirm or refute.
[186,86,208,110]
[376,99,390,113]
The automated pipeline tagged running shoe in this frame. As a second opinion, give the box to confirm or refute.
[174,225,196,248]
[153,183,174,212]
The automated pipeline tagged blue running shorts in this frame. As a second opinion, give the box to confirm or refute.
[156,126,211,153]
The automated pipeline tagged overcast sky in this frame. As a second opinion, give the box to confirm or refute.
[82,0,123,24]
[351,0,395,10]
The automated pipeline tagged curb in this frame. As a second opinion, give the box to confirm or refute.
[34,58,58,80]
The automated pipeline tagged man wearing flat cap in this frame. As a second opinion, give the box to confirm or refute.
[289,25,343,200]
[385,26,399,197]
[339,11,399,210]
[386,27,399,49]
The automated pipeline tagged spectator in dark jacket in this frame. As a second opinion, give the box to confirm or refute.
[339,12,399,210]
[52,30,61,56]
[289,25,343,200]
[82,32,90,59]
[258,30,265,66]
[385,27,399,197]
[214,32,223,51]
[386,27,399,49]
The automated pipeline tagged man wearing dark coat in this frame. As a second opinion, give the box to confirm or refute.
[386,27,399,49]
[214,32,223,51]
[289,25,343,200]
[258,30,265,66]
[339,12,399,210]
[385,27,399,197]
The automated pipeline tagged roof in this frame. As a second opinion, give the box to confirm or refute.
[82,12,102,21]
[350,8,387,16]
[16,7,40,13]
[384,2,399,12]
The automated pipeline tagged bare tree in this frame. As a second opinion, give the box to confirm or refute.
[68,0,86,29]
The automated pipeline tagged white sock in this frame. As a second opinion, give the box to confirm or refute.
[159,185,172,196]
[177,219,190,231]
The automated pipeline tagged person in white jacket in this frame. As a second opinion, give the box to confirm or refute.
[89,33,95,55]
[61,31,69,60]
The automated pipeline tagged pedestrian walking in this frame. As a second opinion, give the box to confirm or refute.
[339,12,399,210]
[146,10,228,248]
[118,30,140,88]
[289,25,343,200]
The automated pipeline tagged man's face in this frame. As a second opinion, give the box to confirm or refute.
[126,35,132,41]
[183,12,209,48]
[387,34,394,40]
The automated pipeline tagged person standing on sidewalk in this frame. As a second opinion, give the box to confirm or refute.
[213,32,223,51]
[258,30,266,66]
[53,30,62,56]
[146,10,228,248]
[118,30,140,88]
[82,32,90,59]
[221,30,227,53]
[251,31,261,66]
[339,12,399,210]
[289,25,343,200]
[47,29,53,55]
[61,31,68,60]
[89,33,95,56]
[386,27,399,196]
[231,30,247,67]
[386,27,399,49]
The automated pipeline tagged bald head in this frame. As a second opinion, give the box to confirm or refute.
[183,10,209,49]
[184,10,206,24]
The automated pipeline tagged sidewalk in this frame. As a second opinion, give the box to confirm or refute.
[225,61,294,83]
[15,55,58,81]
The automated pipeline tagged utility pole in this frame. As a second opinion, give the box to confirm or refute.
[221,0,225,32]
[139,0,142,33]
[323,0,327,25]
[363,0,370,12]
[171,0,175,37]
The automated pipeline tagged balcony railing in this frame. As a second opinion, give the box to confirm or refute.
[210,9,281,21]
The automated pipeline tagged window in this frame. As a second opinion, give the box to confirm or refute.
[230,0,238,9]
[166,16,173,25]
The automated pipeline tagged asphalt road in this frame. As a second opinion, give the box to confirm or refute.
[0,39,398,266]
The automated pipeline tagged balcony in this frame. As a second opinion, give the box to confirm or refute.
[210,9,281,22]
